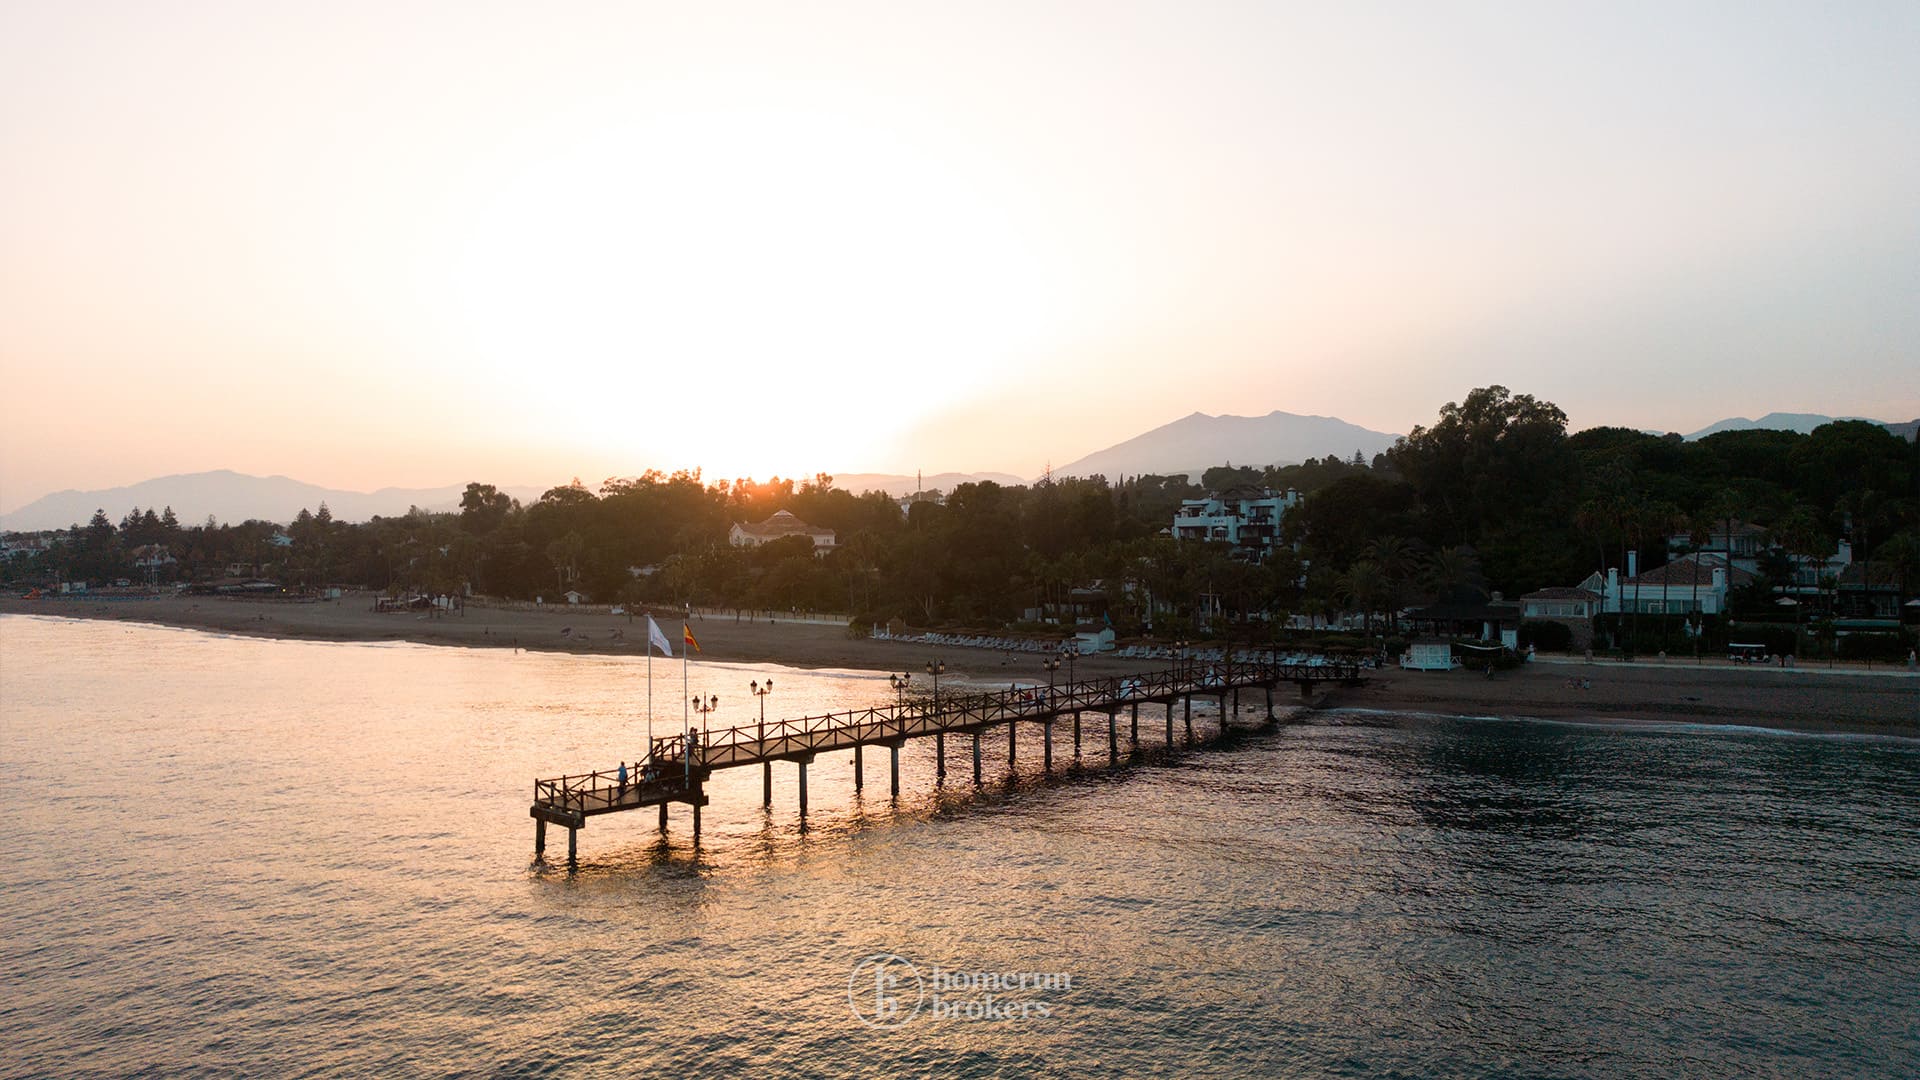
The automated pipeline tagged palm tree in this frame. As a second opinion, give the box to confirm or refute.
[1423,546,1484,599]
[1337,560,1388,634]
[1683,513,1712,659]
[1363,536,1419,633]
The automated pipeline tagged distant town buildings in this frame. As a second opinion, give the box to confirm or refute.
[1170,487,1300,557]
[728,510,837,555]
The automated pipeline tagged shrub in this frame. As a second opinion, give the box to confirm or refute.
[1837,632,1910,662]
[1518,620,1574,653]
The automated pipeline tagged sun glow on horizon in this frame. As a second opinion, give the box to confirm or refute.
[410,96,1085,478]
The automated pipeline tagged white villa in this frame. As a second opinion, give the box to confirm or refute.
[1171,487,1300,554]
[728,510,837,555]
[1602,552,1754,615]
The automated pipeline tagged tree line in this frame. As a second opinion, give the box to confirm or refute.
[9,386,1917,641]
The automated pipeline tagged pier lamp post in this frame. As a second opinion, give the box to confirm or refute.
[889,672,911,709]
[925,661,944,709]
[750,679,772,804]
[1173,639,1188,680]
[1063,645,1079,687]
[750,679,772,733]
[692,693,719,737]
[1043,655,1061,702]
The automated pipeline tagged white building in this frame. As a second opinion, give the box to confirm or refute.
[728,510,837,555]
[1171,487,1300,554]
[1603,552,1753,615]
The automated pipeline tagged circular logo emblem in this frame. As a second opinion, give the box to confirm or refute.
[847,953,924,1029]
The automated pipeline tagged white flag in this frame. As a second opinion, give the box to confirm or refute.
[645,615,674,658]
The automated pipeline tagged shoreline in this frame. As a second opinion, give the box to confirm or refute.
[6,593,1916,736]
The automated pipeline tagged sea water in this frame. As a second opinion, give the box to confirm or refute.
[2,615,1915,1077]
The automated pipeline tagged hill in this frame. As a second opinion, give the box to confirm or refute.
[0,472,546,532]
[1054,411,1401,481]
[1683,412,1917,440]
[830,472,1026,497]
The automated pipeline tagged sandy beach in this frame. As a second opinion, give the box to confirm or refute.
[6,591,1916,734]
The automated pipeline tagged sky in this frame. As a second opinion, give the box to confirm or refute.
[3,1,1917,512]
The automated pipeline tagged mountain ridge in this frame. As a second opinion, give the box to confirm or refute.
[1683,412,1918,440]
[1053,410,1402,481]
[0,472,548,532]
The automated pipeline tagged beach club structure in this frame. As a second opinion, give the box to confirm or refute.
[529,655,1365,867]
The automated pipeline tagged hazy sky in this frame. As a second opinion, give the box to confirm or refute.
[3,1,1917,511]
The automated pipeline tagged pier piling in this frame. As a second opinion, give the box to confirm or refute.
[529,658,1364,863]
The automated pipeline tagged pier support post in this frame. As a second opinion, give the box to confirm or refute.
[659,803,668,831]
[890,744,900,798]
[1184,695,1193,745]
[1073,712,1082,757]
[1299,680,1313,701]
[1107,710,1119,766]
[972,733,982,786]
[936,734,946,781]
[1232,688,1240,721]
[1166,702,1175,747]
[535,818,547,856]
[854,745,864,793]
[1008,722,1017,768]
[798,760,809,817]
[692,799,702,841]
[567,827,577,870]
[1043,720,1053,772]
[763,763,772,807]
[1265,684,1273,721]
[1130,702,1139,745]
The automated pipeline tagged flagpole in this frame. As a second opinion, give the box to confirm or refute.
[646,642,653,767]
[682,626,691,782]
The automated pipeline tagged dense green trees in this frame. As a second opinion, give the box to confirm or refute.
[7,387,1916,640]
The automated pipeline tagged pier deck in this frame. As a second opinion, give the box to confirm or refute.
[530,658,1365,864]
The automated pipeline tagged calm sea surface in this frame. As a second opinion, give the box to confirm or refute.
[2,615,1916,1078]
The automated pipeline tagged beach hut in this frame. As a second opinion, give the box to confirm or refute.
[1400,640,1456,671]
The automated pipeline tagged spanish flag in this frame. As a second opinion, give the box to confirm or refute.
[683,624,701,653]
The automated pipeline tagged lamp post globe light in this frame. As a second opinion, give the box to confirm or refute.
[750,678,772,733]
[888,672,911,708]
[692,693,719,736]
[1043,655,1061,704]
[925,660,944,708]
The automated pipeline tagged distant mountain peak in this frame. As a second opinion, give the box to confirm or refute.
[1683,412,1911,440]
[1055,410,1400,481]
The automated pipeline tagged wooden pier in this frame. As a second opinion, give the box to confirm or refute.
[529,658,1366,866]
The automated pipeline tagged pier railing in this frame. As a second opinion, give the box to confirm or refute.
[533,658,1362,812]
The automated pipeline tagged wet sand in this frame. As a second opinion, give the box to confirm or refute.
[7,592,1916,733]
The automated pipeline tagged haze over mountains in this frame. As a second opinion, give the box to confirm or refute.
[1682,412,1919,440]
[1054,411,1402,481]
[7,410,1915,533]
[831,472,1025,498]
[0,471,1026,532]
[0,473,548,534]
